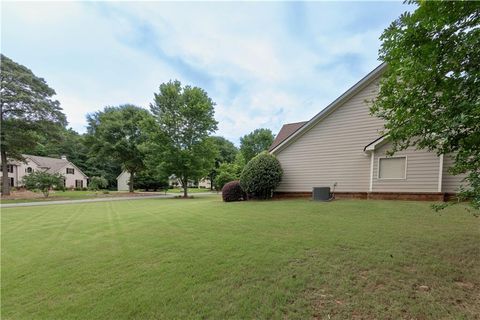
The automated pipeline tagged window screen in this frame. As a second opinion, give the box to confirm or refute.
[378,157,406,179]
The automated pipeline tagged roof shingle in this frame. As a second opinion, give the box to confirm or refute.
[269,121,307,151]
[23,154,70,173]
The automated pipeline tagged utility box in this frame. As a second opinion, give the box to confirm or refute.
[312,187,330,201]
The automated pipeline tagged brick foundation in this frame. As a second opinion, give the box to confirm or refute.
[366,192,445,201]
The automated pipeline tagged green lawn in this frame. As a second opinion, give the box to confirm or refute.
[1,196,479,319]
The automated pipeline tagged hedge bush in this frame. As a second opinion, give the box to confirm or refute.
[240,152,282,199]
[221,181,246,202]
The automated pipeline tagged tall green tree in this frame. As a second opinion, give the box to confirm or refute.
[85,105,154,192]
[32,127,88,170]
[239,128,275,163]
[208,136,238,190]
[371,1,480,208]
[150,80,218,197]
[0,54,66,195]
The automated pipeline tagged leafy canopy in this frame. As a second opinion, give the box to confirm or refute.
[371,1,480,209]
[215,163,239,191]
[23,171,65,198]
[150,80,218,197]
[85,105,154,192]
[208,136,238,189]
[0,54,66,195]
[240,128,275,163]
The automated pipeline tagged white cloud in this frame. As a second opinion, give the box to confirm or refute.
[1,1,411,144]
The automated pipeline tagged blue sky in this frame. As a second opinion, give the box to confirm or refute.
[2,1,413,144]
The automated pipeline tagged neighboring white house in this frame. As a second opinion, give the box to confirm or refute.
[197,178,211,189]
[168,175,211,189]
[270,63,466,200]
[117,171,211,191]
[1,154,88,189]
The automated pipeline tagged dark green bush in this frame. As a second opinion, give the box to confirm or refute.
[222,181,246,202]
[240,152,282,199]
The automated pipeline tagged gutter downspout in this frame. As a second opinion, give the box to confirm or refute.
[369,150,374,192]
[438,154,444,192]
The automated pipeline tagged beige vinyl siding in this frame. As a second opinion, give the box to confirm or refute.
[372,142,440,192]
[442,155,467,193]
[276,79,384,192]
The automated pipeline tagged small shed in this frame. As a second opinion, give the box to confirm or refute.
[117,170,130,191]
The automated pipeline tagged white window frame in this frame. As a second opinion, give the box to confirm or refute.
[377,155,407,180]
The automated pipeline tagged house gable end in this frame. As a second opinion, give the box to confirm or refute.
[271,63,387,155]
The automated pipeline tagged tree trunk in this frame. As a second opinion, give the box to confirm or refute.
[1,150,10,196]
[0,104,10,196]
[210,172,214,191]
[128,171,134,193]
[182,176,188,198]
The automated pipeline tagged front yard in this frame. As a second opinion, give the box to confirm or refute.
[0,190,143,204]
[1,196,478,319]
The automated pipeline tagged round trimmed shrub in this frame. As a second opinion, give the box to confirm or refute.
[222,181,245,202]
[240,152,283,199]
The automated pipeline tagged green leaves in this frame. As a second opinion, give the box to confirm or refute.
[85,105,155,192]
[150,80,218,197]
[240,128,275,163]
[240,152,283,199]
[88,176,108,191]
[1,54,67,195]
[22,171,65,197]
[0,54,66,160]
[372,1,480,209]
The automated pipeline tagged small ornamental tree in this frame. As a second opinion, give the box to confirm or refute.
[88,176,108,191]
[240,152,283,199]
[214,162,242,190]
[222,181,246,202]
[23,171,64,197]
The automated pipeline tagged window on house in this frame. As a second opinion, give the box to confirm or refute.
[9,177,14,186]
[75,180,83,188]
[66,168,75,174]
[7,165,14,173]
[378,157,406,179]
[26,167,33,173]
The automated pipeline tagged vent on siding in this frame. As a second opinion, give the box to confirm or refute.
[312,187,330,201]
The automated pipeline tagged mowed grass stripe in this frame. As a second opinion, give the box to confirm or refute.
[1,196,479,319]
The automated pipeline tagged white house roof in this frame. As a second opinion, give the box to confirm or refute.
[23,154,88,177]
[24,154,70,172]
[270,63,388,154]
